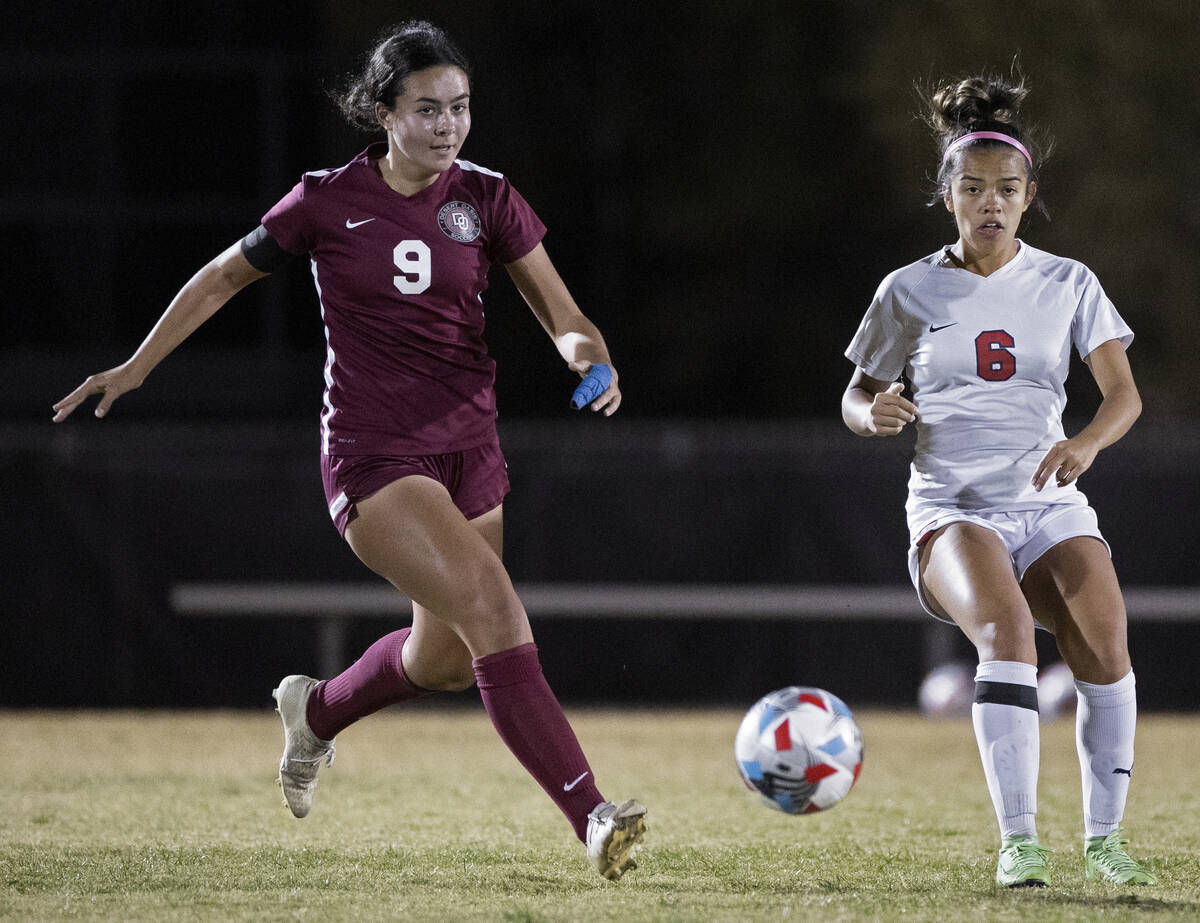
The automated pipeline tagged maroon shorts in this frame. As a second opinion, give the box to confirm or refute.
[320,435,510,536]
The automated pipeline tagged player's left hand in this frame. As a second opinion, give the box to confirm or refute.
[1032,435,1099,491]
[569,362,620,415]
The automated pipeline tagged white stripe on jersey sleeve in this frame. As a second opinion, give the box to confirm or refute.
[304,162,353,179]
[455,159,505,178]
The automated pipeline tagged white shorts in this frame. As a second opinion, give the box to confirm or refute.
[906,504,1110,624]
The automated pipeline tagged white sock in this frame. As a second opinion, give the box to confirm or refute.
[972,660,1040,840]
[1075,669,1137,839]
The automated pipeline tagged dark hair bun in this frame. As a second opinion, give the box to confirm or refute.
[927,74,1029,134]
[918,69,1050,217]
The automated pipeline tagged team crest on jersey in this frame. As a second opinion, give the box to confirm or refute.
[438,201,482,242]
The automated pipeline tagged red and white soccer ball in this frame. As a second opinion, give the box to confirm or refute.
[734,686,864,815]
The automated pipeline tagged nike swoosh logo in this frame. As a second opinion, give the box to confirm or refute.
[928,322,959,333]
[345,218,375,229]
[563,771,590,791]
[1112,767,1132,776]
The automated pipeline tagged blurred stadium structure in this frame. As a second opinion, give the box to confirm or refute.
[4,419,1197,709]
[3,3,1198,709]
[5,2,1200,421]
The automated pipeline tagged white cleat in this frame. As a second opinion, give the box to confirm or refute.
[272,675,335,818]
[586,798,647,880]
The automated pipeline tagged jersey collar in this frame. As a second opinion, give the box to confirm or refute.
[939,239,1029,278]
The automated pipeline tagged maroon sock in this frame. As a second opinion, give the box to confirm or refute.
[306,628,432,740]
[473,643,604,841]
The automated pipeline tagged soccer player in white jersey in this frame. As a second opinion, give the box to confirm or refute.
[842,72,1155,888]
[52,21,645,880]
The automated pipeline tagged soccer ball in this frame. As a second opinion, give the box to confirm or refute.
[734,686,864,815]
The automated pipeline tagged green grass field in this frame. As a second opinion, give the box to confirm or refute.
[1,707,1197,922]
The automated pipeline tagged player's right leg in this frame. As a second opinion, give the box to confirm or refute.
[401,604,477,691]
[919,523,1048,886]
[308,603,476,737]
[273,605,471,818]
[272,674,336,819]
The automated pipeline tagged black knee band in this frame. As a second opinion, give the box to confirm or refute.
[974,680,1039,712]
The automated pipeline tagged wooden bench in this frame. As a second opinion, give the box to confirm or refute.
[171,582,1198,679]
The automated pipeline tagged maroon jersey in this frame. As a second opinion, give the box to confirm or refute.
[262,143,546,455]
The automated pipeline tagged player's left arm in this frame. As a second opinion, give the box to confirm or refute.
[505,242,621,415]
[1032,338,1142,491]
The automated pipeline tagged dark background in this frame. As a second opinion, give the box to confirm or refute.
[3,1,1198,710]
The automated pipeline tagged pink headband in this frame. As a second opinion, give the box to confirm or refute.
[942,130,1033,168]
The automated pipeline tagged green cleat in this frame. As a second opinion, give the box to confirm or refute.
[1085,828,1157,885]
[996,834,1051,888]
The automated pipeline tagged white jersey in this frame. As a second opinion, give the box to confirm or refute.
[844,241,1133,536]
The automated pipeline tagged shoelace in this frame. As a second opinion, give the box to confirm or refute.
[1006,839,1051,873]
[1089,831,1138,874]
[285,744,336,769]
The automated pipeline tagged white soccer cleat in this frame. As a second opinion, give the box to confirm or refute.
[272,675,335,818]
[585,798,647,880]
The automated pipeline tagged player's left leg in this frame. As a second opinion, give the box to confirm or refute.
[346,481,644,874]
[1022,536,1156,884]
[463,503,646,875]
[461,504,646,876]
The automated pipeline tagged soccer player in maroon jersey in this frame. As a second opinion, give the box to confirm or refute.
[52,20,645,880]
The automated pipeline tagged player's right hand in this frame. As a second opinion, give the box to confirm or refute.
[52,364,143,422]
[867,381,917,436]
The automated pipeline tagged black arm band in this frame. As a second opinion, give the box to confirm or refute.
[240,225,297,273]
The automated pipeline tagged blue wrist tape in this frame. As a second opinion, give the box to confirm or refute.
[570,363,612,409]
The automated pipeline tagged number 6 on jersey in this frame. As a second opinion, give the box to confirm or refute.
[976,329,1015,381]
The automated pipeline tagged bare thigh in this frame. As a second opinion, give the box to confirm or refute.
[399,503,506,690]
[1020,535,1130,684]
[344,475,533,666]
[918,521,1037,665]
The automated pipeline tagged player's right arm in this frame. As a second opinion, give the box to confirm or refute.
[841,368,916,437]
[52,242,268,421]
